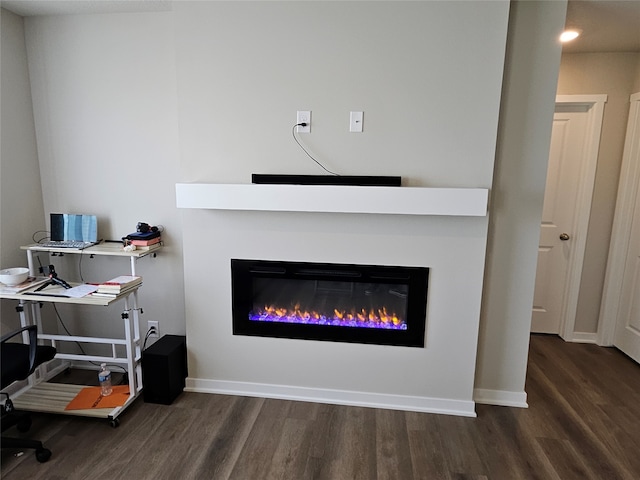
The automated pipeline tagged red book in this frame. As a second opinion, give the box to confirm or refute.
[129,237,161,246]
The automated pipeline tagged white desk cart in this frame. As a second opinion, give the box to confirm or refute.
[0,242,160,427]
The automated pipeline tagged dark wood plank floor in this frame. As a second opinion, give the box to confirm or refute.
[2,334,639,479]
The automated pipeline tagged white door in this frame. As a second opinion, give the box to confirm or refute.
[531,96,606,336]
[614,190,640,362]
[602,93,640,363]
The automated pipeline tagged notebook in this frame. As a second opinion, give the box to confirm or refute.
[39,213,99,249]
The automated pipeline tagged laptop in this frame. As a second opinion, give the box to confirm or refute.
[39,213,100,249]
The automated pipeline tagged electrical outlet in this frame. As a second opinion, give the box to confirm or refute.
[296,110,311,133]
[148,321,159,338]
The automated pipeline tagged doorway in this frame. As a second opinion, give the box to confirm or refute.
[531,95,606,338]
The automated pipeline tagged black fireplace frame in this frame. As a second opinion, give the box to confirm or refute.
[231,259,429,347]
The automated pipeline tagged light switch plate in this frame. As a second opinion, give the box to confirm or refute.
[350,111,363,132]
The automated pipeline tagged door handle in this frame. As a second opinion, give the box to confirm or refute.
[559,233,570,241]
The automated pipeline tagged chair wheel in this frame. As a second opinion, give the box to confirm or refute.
[17,416,32,432]
[109,418,120,428]
[35,448,51,463]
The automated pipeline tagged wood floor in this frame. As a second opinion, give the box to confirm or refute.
[2,334,639,479]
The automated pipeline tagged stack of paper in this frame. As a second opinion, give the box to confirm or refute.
[0,276,48,294]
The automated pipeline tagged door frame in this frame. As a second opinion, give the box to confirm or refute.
[552,95,606,341]
[598,92,640,346]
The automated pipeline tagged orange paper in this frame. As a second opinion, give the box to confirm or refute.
[65,386,130,410]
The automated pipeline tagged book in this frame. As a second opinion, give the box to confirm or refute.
[91,292,119,298]
[130,243,161,251]
[129,236,161,247]
[96,275,142,294]
[91,284,138,298]
[65,385,130,410]
[93,283,140,297]
[0,276,49,294]
[125,230,161,241]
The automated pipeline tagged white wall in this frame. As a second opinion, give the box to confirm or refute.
[0,8,45,333]
[475,0,567,406]
[175,1,508,187]
[23,11,185,345]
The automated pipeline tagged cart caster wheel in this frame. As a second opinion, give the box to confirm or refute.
[17,416,32,432]
[35,448,51,463]
[109,418,120,428]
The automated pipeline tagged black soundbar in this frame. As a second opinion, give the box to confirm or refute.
[251,174,401,187]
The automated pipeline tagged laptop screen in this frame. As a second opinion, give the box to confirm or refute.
[50,214,98,243]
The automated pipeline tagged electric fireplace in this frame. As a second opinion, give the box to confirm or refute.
[231,259,429,347]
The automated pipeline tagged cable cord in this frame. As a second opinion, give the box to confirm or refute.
[78,250,86,283]
[291,124,339,176]
[32,230,50,244]
[36,256,124,375]
[142,328,155,351]
[31,253,127,383]
[51,303,126,374]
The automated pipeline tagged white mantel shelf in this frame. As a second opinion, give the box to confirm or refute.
[175,183,489,217]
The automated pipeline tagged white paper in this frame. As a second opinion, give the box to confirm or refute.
[64,284,99,298]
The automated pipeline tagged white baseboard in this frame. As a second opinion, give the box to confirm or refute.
[473,388,528,408]
[567,332,598,344]
[186,378,477,417]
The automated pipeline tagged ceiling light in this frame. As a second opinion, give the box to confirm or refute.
[560,30,581,43]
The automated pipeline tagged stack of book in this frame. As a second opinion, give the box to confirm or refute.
[124,230,162,251]
[92,275,142,298]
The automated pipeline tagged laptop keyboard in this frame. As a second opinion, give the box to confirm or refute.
[39,241,94,249]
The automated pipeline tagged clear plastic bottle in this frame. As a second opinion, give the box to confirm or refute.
[98,363,112,396]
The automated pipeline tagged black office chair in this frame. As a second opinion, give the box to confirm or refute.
[1,325,56,463]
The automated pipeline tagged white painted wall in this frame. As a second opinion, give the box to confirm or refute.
[22,11,185,345]
[174,1,507,187]
[183,210,490,414]
[475,0,567,406]
[0,8,45,333]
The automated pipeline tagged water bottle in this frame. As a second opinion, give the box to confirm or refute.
[98,363,112,396]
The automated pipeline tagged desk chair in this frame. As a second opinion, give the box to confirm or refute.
[1,325,56,463]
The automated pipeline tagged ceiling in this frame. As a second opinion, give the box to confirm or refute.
[563,0,640,53]
[1,0,639,53]
[0,0,171,16]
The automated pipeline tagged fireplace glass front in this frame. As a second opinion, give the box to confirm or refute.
[231,259,428,347]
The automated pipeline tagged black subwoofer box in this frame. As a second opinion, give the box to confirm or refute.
[142,334,187,405]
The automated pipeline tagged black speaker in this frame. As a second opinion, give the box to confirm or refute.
[142,335,187,405]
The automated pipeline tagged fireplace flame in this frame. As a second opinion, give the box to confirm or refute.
[251,304,407,330]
